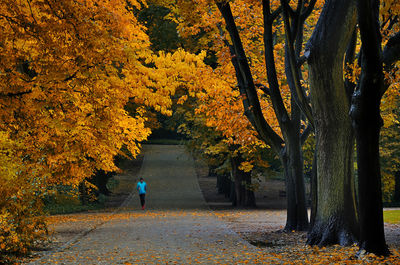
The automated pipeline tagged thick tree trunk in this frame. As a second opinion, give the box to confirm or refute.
[350,0,390,256]
[230,156,256,207]
[352,89,388,255]
[281,150,308,231]
[229,178,236,203]
[281,106,309,231]
[306,0,359,246]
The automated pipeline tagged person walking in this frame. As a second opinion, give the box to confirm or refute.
[136,177,147,210]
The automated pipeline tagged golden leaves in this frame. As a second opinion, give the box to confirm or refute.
[0,0,189,254]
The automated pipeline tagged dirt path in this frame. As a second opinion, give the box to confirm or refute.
[28,145,283,265]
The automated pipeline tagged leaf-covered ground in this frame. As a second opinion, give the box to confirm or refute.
[196,152,400,264]
[19,145,400,265]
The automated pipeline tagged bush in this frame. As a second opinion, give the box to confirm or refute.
[0,132,47,256]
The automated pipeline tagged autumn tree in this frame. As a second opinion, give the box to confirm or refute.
[158,0,324,231]
[0,0,181,253]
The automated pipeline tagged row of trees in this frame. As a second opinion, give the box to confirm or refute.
[151,0,400,256]
[0,0,399,258]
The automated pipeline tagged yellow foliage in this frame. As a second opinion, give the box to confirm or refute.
[239,161,254,173]
[0,0,201,255]
[0,132,47,255]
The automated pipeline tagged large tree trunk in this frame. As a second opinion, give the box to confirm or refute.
[350,0,390,256]
[306,0,359,246]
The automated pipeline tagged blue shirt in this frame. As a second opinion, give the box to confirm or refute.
[137,181,147,194]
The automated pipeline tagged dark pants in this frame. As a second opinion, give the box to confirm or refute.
[139,194,146,207]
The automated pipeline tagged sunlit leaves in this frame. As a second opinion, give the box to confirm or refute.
[0,0,185,254]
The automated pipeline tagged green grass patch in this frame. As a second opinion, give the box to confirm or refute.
[43,185,108,215]
[383,210,400,224]
[44,194,106,215]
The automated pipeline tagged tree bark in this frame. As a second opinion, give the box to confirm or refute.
[281,103,309,231]
[217,173,232,198]
[230,156,256,208]
[306,0,359,246]
[310,143,318,228]
[350,0,390,256]
[394,171,400,202]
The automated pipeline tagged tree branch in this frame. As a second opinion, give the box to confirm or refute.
[297,53,309,67]
[344,27,358,101]
[281,0,314,128]
[382,31,400,70]
[0,90,32,98]
[255,83,271,96]
[216,1,284,153]
[381,31,400,96]
[300,0,317,20]
[270,6,282,22]
[300,123,312,146]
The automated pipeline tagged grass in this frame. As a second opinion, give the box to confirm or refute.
[383,210,400,224]
[44,194,106,215]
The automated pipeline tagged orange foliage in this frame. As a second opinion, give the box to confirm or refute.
[156,0,324,170]
[0,0,194,254]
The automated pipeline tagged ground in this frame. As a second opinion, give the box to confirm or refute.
[20,144,400,264]
[195,152,400,255]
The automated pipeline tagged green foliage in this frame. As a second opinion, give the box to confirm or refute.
[138,4,181,52]
[43,185,106,215]
[44,194,105,215]
[380,92,400,202]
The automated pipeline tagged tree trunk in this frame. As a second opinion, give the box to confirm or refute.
[230,156,256,207]
[217,173,232,198]
[352,89,389,255]
[92,170,113,196]
[310,145,318,228]
[394,171,400,202]
[281,105,309,231]
[350,0,390,256]
[306,0,359,246]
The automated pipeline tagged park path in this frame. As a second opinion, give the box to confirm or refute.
[29,145,278,265]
